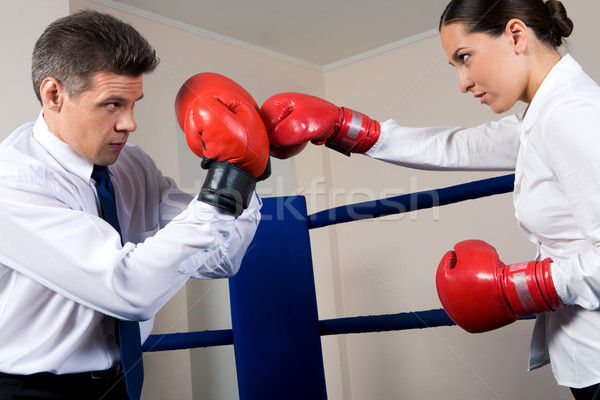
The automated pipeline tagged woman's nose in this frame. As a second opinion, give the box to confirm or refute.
[457,69,474,94]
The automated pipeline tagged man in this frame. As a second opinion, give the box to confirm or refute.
[0,10,269,399]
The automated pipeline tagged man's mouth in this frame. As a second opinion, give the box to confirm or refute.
[109,142,125,150]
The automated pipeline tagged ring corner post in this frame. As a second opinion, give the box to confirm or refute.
[229,195,328,400]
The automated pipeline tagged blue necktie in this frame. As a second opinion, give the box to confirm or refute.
[92,165,144,400]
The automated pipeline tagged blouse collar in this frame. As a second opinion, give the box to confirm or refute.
[521,54,583,133]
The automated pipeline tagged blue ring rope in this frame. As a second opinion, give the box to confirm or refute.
[142,329,233,352]
[142,311,534,352]
[319,308,456,336]
[308,174,515,229]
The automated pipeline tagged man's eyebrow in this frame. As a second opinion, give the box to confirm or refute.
[103,93,144,103]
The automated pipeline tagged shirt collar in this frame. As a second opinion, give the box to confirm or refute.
[32,111,95,183]
[521,54,582,133]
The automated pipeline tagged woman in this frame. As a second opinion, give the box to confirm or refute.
[260,1,600,398]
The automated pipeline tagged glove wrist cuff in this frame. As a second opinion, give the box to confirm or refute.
[326,107,381,156]
[198,161,256,217]
[503,258,562,317]
[534,258,562,311]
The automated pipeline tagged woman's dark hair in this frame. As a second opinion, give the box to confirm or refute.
[32,10,160,104]
[439,0,573,49]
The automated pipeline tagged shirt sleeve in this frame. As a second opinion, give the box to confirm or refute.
[541,98,600,309]
[0,171,261,322]
[365,114,521,171]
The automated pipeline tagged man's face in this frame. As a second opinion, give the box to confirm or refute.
[53,72,144,166]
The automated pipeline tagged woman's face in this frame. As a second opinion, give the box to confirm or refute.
[441,22,528,114]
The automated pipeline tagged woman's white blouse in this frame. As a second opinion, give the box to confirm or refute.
[367,54,600,388]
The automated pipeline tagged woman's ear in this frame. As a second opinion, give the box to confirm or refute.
[39,77,64,112]
[505,18,528,54]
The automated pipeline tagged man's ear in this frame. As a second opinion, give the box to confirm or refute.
[39,77,65,112]
[505,18,528,55]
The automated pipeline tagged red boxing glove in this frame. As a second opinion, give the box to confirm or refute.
[175,73,270,216]
[436,240,563,333]
[260,92,380,159]
[175,72,268,177]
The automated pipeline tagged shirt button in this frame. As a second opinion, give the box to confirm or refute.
[108,334,115,342]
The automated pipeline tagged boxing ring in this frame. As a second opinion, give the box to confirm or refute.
[142,173,516,399]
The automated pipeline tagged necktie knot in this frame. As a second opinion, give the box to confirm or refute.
[92,164,110,182]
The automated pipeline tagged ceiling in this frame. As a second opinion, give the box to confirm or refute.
[97,0,449,70]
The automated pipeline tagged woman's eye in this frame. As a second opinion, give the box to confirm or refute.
[459,54,470,63]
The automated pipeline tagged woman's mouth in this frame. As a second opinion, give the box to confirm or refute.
[475,93,486,104]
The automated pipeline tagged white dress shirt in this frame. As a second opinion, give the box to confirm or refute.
[366,54,600,388]
[0,113,261,375]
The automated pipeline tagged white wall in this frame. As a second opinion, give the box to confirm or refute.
[2,0,597,399]
[0,0,69,138]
